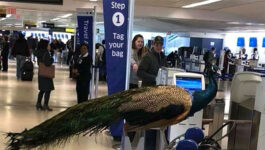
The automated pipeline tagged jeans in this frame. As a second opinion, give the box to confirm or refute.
[16,55,26,79]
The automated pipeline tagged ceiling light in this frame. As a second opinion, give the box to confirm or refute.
[258,23,265,26]
[246,23,254,26]
[96,21,104,24]
[0,18,6,21]
[6,14,12,18]
[89,0,98,1]
[61,13,72,18]
[51,18,60,21]
[227,22,241,25]
[57,24,68,27]
[39,20,46,23]
[182,0,222,8]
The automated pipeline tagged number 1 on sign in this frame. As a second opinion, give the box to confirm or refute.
[116,15,120,24]
[112,12,124,27]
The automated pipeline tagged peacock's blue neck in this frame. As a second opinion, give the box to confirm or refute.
[188,73,217,116]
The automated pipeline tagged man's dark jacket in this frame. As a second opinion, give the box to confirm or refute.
[137,49,167,86]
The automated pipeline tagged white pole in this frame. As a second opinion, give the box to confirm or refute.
[91,6,97,98]
[125,0,135,90]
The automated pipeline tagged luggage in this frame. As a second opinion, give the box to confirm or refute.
[21,58,34,81]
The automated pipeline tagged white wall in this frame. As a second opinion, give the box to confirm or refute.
[132,31,166,46]
[190,32,225,39]
[224,33,265,64]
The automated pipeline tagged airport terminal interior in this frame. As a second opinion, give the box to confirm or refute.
[0,0,265,150]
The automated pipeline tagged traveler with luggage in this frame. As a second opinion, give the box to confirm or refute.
[11,33,30,80]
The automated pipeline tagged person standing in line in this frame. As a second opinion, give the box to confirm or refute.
[50,39,58,61]
[251,48,259,60]
[222,50,232,75]
[129,34,144,89]
[27,36,35,62]
[203,47,216,73]
[66,36,74,65]
[137,36,167,86]
[1,35,9,72]
[35,39,54,111]
[11,33,30,80]
[240,48,248,60]
[72,43,92,104]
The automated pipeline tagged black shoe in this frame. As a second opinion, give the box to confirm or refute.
[36,103,44,111]
[43,105,53,111]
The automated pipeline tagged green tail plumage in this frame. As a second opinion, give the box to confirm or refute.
[7,88,146,150]
[6,85,195,150]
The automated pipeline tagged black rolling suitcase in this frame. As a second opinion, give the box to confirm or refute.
[21,58,34,81]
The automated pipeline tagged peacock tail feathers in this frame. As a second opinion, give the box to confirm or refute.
[6,86,193,149]
[6,88,146,149]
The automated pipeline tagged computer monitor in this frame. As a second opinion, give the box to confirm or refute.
[173,72,205,92]
[175,77,202,95]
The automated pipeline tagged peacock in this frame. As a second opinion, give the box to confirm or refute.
[6,67,218,150]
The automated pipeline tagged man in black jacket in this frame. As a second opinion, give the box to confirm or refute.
[12,33,30,80]
[203,47,215,73]
[137,36,167,86]
[72,43,92,104]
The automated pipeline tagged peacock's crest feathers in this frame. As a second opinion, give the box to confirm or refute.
[118,86,192,113]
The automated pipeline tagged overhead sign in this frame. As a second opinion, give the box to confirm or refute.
[7,7,16,15]
[65,28,75,33]
[103,0,129,137]
[0,8,6,17]
[51,27,65,32]
[0,0,63,5]
[42,23,54,28]
[24,20,37,28]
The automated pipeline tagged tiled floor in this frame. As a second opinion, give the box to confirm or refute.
[0,61,232,150]
[0,61,114,150]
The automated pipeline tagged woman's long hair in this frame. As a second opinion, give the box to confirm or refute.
[132,34,144,59]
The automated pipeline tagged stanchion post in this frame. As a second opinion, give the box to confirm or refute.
[209,99,225,145]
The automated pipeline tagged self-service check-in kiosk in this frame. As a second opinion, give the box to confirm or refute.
[168,72,205,142]
[228,72,264,150]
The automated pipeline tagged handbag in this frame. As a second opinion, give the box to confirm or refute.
[38,52,55,79]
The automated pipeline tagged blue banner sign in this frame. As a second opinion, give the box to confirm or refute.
[103,0,129,136]
[77,15,93,57]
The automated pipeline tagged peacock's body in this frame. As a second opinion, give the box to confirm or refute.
[7,69,218,150]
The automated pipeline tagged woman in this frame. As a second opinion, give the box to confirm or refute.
[72,43,92,104]
[35,39,54,111]
[222,50,232,76]
[129,34,145,89]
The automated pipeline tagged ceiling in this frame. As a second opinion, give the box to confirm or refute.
[0,0,265,33]
[135,0,262,10]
